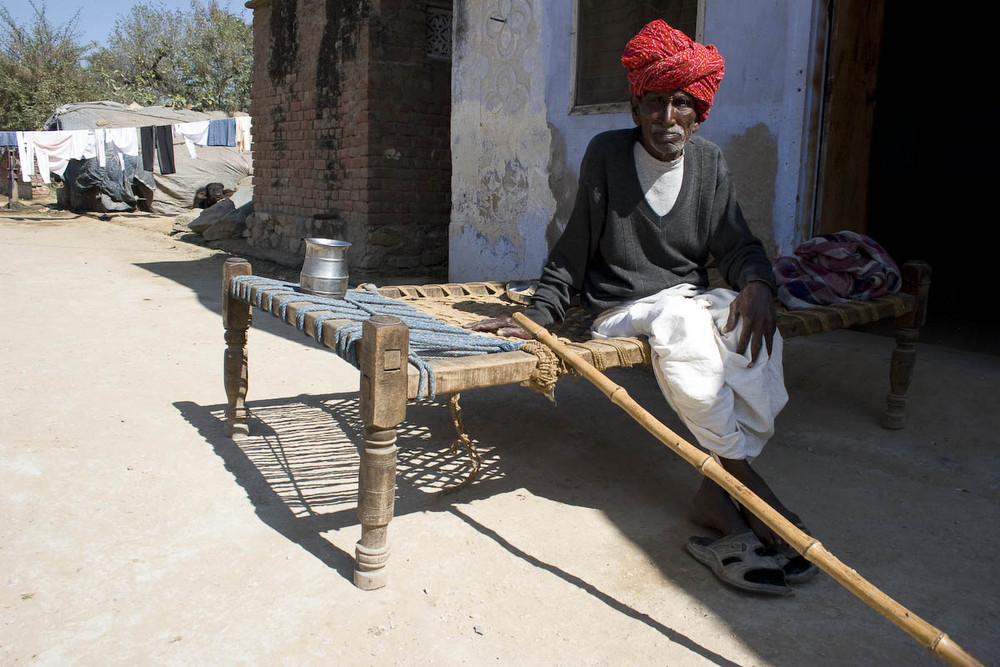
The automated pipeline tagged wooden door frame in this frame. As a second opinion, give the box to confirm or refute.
[812,0,886,236]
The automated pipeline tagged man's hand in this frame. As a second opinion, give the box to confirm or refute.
[464,315,533,340]
[723,281,776,367]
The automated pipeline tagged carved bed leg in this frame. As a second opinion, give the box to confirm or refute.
[883,260,931,429]
[223,258,252,438]
[355,315,408,590]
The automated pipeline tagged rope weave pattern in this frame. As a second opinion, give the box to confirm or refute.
[231,276,523,399]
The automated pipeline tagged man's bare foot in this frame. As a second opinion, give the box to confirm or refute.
[715,458,806,549]
[690,477,748,535]
[690,464,817,584]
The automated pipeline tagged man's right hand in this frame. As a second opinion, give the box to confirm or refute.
[464,315,533,340]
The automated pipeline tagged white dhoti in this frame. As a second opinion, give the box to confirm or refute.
[591,284,788,460]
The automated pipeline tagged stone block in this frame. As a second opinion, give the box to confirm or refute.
[189,199,235,234]
[203,201,253,241]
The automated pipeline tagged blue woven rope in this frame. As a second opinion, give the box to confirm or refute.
[230,275,522,398]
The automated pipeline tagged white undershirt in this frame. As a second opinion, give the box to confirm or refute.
[633,142,684,216]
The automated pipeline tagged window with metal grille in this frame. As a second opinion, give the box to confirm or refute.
[427,7,453,61]
[574,0,700,111]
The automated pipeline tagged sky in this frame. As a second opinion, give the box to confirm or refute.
[1,0,252,47]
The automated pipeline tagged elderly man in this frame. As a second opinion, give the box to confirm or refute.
[470,20,814,594]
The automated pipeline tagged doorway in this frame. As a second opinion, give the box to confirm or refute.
[867,1,993,352]
[814,0,993,353]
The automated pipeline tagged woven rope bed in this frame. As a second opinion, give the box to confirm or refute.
[222,257,930,590]
[370,277,923,368]
[374,266,930,425]
[374,278,920,337]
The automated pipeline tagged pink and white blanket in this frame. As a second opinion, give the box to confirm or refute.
[774,231,901,310]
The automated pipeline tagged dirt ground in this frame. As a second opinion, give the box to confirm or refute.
[1,206,997,666]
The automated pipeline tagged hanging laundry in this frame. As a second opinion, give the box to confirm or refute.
[139,126,155,171]
[207,118,237,147]
[140,125,176,175]
[15,132,34,182]
[234,116,252,153]
[95,129,107,168]
[0,131,17,147]
[80,129,108,168]
[106,127,139,170]
[174,121,210,159]
[28,130,88,183]
[155,126,176,174]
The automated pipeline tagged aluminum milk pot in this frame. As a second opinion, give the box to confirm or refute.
[300,238,351,298]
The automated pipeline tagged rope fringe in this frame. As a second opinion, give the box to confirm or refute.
[520,340,567,402]
[437,392,483,494]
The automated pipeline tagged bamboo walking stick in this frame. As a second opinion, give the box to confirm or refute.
[512,312,982,667]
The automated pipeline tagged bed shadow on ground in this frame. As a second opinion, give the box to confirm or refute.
[174,338,983,666]
[174,382,747,667]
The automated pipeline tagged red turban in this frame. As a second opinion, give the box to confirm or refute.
[621,19,725,122]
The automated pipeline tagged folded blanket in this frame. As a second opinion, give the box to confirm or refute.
[774,231,901,310]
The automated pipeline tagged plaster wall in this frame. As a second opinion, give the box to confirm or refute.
[699,1,818,256]
[450,0,820,281]
[449,0,555,282]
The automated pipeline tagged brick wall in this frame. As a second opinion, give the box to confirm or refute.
[0,157,47,200]
[246,0,451,280]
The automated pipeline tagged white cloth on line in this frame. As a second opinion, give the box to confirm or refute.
[174,121,210,159]
[15,131,34,183]
[234,116,252,152]
[106,127,139,169]
[27,131,87,183]
[96,129,107,168]
[80,129,107,168]
[591,284,788,460]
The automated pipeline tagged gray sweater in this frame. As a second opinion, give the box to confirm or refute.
[523,129,775,327]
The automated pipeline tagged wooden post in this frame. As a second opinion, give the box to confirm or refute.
[7,149,19,208]
[223,258,252,438]
[355,315,408,590]
[883,260,931,429]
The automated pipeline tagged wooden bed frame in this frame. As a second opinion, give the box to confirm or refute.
[222,257,930,590]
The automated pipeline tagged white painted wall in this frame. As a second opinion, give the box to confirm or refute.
[699,1,820,254]
[449,0,556,282]
[450,0,822,281]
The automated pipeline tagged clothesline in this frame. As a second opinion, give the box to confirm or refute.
[0,116,252,184]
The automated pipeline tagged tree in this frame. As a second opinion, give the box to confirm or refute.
[178,1,252,112]
[86,3,187,108]
[89,0,252,112]
[0,0,252,126]
[0,1,96,129]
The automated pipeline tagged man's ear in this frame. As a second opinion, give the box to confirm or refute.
[691,121,700,134]
[630,94,641,126]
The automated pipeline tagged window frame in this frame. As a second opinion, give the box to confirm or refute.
[569,0,706,115]
[426,4,454,62]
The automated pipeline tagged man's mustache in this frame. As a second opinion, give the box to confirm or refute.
[653,127,685,139]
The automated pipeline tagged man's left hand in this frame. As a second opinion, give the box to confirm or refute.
[724,280,777,367]
[463,315,532,340]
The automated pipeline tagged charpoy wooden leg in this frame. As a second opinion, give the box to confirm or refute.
[355,315,408,590]
[223,258,252,438]
[883,260,931,429]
